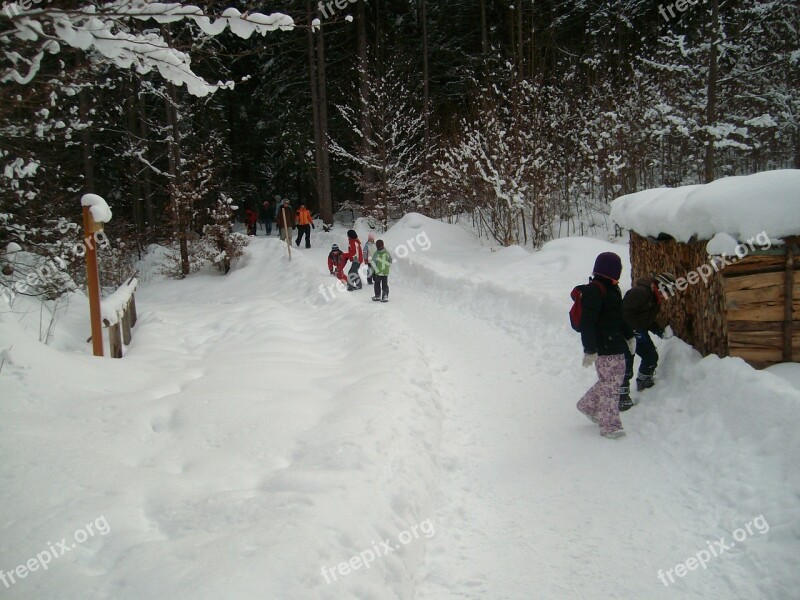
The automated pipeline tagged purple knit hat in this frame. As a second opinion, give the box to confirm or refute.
[593,252,622,281]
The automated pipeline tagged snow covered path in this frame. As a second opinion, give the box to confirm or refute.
[2,215,799,599]
[370,241,778,600]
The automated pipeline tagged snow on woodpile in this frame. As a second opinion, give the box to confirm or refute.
[81,193,113,224]
[610,169,800,242]
[101,278,137,326]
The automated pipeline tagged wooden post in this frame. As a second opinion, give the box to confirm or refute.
[128,294,138,327]
[121,310,132,345]
[82,206,104,357]
[784,236,797,362]
[282,207,292,261]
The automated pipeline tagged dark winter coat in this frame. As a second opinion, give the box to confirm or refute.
[276,205,295,229]
[580,275,633,356]
[623,278,664,334]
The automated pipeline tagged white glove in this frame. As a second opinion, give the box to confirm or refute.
[582,353,597,368]
[627,338,636,355]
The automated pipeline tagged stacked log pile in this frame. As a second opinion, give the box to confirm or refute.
[629,232,800,369]
[629,232,728,358]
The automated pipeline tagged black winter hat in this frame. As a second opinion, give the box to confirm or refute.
[376,239,385,250]
[331,244,340,252]
[593,252,623,281]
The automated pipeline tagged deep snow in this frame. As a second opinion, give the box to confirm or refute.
[1,214,799,599]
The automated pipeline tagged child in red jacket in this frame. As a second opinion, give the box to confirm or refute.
[244,208,258,236]
[327,244,348,285]
[342,229,363,291]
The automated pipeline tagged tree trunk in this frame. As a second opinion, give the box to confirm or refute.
[164,81,189,276]
[421,0,430,163]
[480,0,489,54]
[704,0,719,183]
[78,72,95,194]
[315,8,334,224]
[137,92,155,229]
[307,1,325,216]
[516,0,524,80]
[126,75,144,235]
[357,0,375,213]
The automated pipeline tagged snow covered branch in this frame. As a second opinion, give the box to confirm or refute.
[1,1,294,96]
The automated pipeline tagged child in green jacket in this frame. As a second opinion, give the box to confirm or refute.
[370,240,393,303]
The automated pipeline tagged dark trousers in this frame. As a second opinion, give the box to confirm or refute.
[295,224,311,247]
[347,261,362,290]
[262,219,272,235]
[622,329,659,394]
[373,275,389,299]
[365,264,374,285]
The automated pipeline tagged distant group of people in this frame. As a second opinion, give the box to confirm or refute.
[328,230,392,302]
[244,198,317,249]
[576,251,675,439]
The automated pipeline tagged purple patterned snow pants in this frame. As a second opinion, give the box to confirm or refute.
[577,354,626,435]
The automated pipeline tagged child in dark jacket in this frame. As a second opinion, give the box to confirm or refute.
[619,273,675,407]
[576,252,634,439]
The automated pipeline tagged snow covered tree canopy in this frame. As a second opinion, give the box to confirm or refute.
[1,1,293,96]
[610,170,800,244]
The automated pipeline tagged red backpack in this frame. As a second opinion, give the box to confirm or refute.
[569,280,606,332]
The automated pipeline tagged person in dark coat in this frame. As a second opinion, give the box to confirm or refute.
[576,252,635,439]
[619,273,675,407]
[276,199,295,241]
[260,200,273,236]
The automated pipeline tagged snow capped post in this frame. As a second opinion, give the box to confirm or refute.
[80,193,112,357]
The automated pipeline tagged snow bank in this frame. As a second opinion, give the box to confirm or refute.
[610,170,800,242]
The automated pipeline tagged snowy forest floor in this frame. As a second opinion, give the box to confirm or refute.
[1,214,799,600]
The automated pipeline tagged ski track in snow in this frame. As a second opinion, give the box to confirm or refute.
[1,217,799,600]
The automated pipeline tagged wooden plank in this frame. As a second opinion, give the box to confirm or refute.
[728,331,784,350]
[723,253,800,275]
[728,347,784,363]
[128,294,138,327]
[723,271,784,292]
[726,284,784,305]
[728,321,783,333]
[727,303,786,322]
[723,254,786,276]
[108,323,123,359]
[121,310,132,345]
[785,237,798,362]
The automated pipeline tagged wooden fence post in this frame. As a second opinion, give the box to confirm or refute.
[82,206,103,357]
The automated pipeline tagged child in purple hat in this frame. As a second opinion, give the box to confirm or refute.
[576,252,635,439]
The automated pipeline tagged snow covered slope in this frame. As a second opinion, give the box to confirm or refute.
[1,214,798,599]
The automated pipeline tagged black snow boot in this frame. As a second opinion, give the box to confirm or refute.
[618,394,637,412]
[636,375,655,392]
